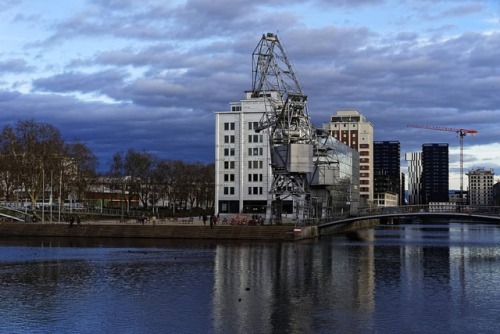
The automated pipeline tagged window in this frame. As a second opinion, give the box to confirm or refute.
[248,147,262,156]
[248,122,259,130]
[224,122,235,131]
[231,105,241,111]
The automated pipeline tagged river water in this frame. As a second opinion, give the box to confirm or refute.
[1,221,499,334]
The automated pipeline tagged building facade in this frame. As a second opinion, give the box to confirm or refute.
[215,93,361,218]
[405,152,422,205]
[374,141,401,206]
[422,143,449,203]
[214,92,274,215]
[467,167,494,205]
[323,110,374,207]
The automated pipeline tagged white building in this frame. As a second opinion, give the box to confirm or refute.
[467,167,494,205]
[214,92,274,214]
[323,110,373,207]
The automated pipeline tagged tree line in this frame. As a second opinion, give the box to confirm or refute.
[0,120,214,214]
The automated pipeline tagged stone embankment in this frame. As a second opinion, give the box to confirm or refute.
[0,222,302,241]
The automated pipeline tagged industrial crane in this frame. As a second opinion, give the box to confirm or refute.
[252,33,315,224]
[407,124,477,201]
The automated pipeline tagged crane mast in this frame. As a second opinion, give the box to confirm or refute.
[252,33,315,224]
[407,124,477,203]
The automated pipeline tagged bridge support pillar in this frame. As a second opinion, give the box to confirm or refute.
[293,226,319,240]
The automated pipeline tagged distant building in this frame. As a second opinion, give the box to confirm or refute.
[374,141,401,206]
[449,190,468,204]
[373,192,398,207]
[323,110,373,207]
[493,181,500,206]
[422,143,449,203]
[405,152,422,205]
[467,168,494,205]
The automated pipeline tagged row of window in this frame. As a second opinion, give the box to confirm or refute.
[248,134,264,143]
[223,148,235,156]
[224,161,235,169]
[222,173,264,183]
[224,121,263,131]
[248,174,263,182]
[248,147,264,156]
[248,187,263,195]
[248,122,260,130]
[224,122,235,131]
[224,160,265,170]
[248,160,264,169]
[222,187,264,195]
[224,135,235,143]
[220,147,266,157]
[223,134,264,144]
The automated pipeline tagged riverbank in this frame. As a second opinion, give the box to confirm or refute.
[0,221,301,241]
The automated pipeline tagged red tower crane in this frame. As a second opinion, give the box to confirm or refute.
[407,124,478,199]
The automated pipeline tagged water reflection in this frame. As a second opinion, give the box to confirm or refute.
[212,238,376,333]
[0,223,499,333]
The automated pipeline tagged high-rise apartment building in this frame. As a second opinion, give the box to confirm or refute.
[405,152,422,205]
[323,110,373,206]
[214,92,274,214]
[374,141,401,205]
[467,167,494,205]
[422,143,449,203]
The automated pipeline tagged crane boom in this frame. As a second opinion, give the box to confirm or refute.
[407,124,477,202]
[252,33,315,224]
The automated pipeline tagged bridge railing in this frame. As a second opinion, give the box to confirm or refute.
[299,205,500,226]
[357,205,500,216]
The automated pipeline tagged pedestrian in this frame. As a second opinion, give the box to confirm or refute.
[76,215,81,225]
[213,214,218,226]
[209,215,213,229]
[203,214,207,226]
[69,216,74,227]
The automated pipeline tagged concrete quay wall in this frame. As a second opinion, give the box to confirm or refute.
[0,222,296,241]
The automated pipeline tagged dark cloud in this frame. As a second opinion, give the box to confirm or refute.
[1,0,499,177]
[0,59,34,73]
[32,70,128,95]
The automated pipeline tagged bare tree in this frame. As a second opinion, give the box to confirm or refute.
[64,141,98,201]
[4,120,65,207]
[123,149,155,209]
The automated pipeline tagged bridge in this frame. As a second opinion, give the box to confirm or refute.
[316,205,500,236]
[0,206,38,222]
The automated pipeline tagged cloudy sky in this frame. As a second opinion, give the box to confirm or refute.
[1,0,499,189]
